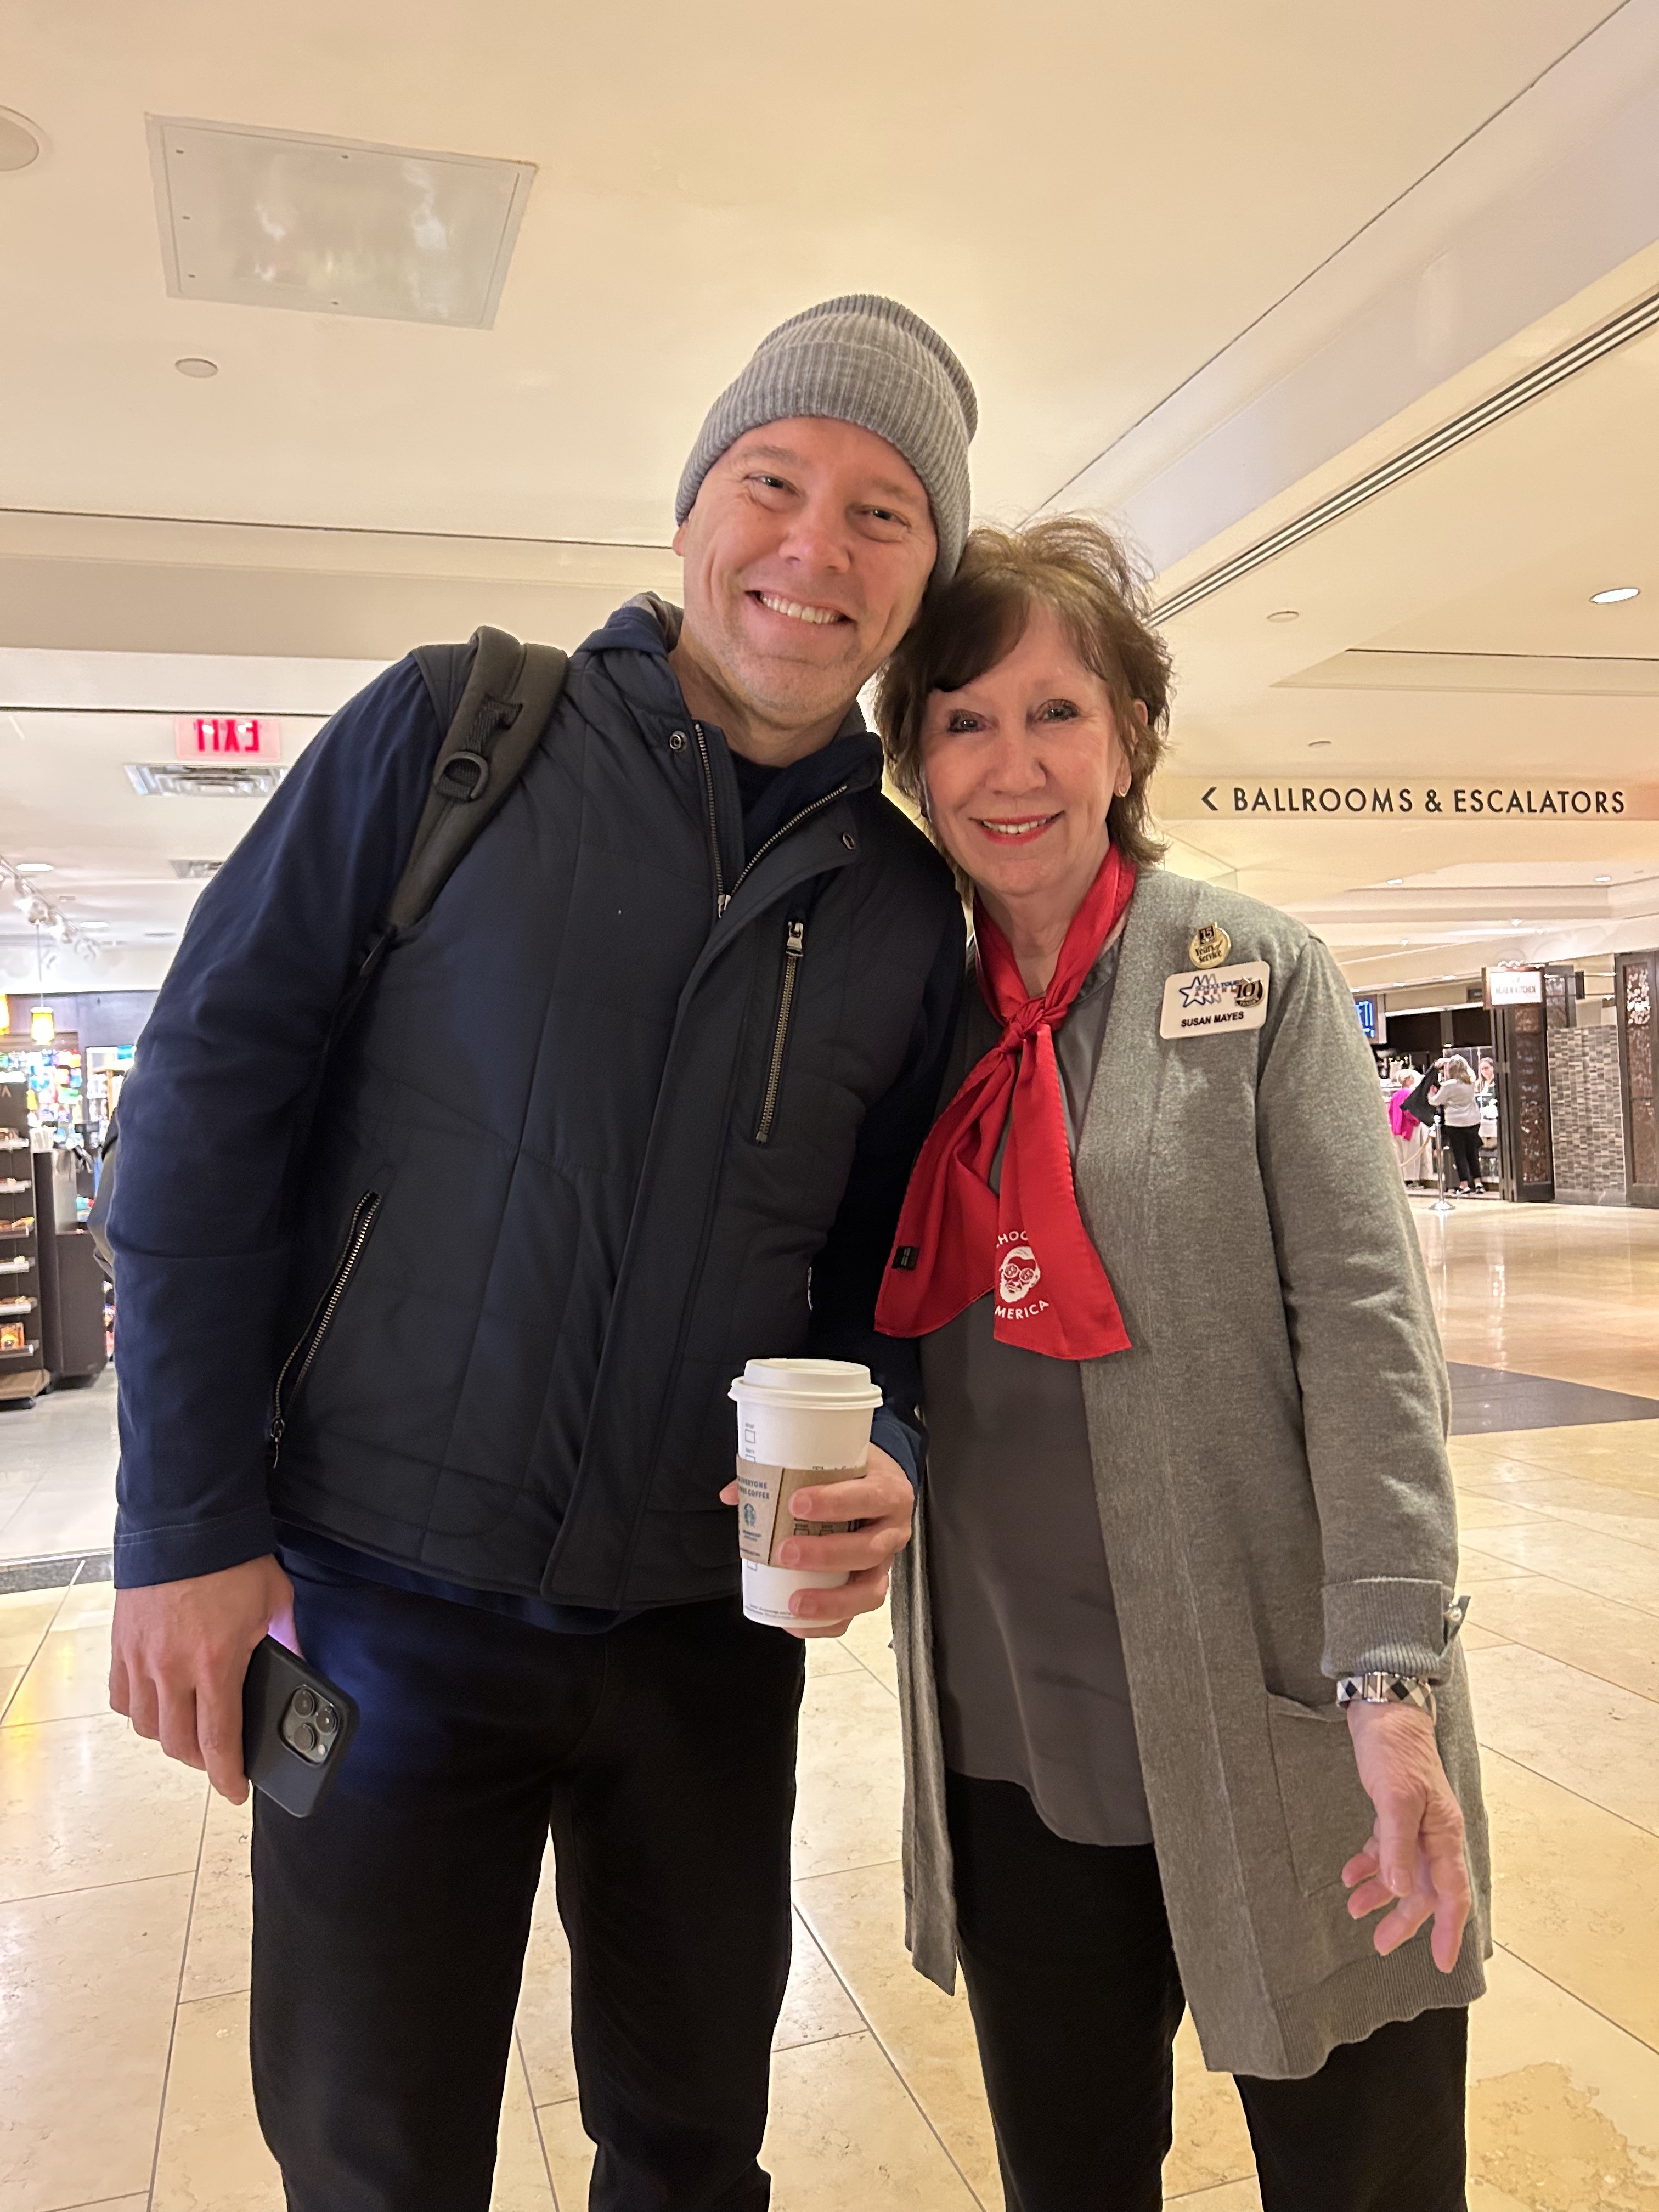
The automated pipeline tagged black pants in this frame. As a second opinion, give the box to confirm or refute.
[251,1568,805,2212]
[946,1772,1468,2212]
[1442,1122,1484,1187]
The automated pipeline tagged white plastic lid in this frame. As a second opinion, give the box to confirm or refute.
[729,1357,882,1409]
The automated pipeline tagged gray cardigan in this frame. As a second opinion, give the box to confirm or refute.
[891,868,1490,2080]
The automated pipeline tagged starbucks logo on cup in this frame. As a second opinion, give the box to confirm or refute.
[997,1243,1041,1305]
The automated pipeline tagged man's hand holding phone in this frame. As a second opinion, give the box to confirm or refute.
[109,1554,298,1803]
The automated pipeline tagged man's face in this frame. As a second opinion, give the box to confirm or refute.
[674,416,937,735]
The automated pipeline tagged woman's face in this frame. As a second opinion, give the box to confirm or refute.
[917,603,1137,923]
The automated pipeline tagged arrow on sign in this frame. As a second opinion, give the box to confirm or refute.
[1201,786,1218,812]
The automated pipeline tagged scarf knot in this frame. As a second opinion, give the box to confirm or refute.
[876,846,1136,1361]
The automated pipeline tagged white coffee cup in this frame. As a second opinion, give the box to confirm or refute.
[729,1358,883,1628]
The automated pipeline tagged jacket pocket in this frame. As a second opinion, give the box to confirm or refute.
[270,1190,383,1464]
[753,915,806,1144]
[1264,1691,1379,1897]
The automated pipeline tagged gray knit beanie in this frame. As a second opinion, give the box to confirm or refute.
[675,294,977,587]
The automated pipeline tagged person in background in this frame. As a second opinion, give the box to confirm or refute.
[1431,1054,1485,1194]
[105,296,974,2212]
[874,516,1487,2212]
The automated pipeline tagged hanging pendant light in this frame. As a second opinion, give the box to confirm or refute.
[30,924,53,1046]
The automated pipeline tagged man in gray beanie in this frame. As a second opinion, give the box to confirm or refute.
[109,296,974,2210]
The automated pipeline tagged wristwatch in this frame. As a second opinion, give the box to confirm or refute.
[1336,1672,1436,1720]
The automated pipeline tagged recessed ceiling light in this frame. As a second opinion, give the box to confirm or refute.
[0,109,42,173]
[146,116,534,329]
[1595,873,1612,883]
[1590,585,1639,604]
[1267,609,1300,624]
[13,861,54,872]
[174,356,219,378]
[1386,877,1404,885]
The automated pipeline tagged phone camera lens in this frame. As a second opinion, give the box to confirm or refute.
[314,1703,337,1735]
[291,1688,317,1719]
[292,1722,318,1753]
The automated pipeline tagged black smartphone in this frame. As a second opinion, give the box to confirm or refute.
[242,1635,359,1818]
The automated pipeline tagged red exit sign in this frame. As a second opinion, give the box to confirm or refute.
[174,716,281,761]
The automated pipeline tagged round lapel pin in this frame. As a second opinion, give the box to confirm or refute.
[1189,922,1231,969]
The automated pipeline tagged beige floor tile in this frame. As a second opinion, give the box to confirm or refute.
[515,1861,577,2110]
[493,2042,557,2211]
[1468,1944,1659,2210]
[840,1601,899,1697]
[804,1632,864,1679]
[0,1482,117,1556]
[535,2097,594,2209]
[58,2198,151,2210]
[1459,1622,1510,1651]
[1460,1423,1659,1494]
[180,1785,254,2002]
[0,1871,193,2212]
[792,1664,906,1881]
[1463,1520,1659,1615]
[0,1712,206,1902]
[794,1858,997,2204]
[1458,1550,1542,1589]
[1467,1644,1659,1835]
[777,1911,864,2051]
[151,1989,281,2212]
[1463,1575,1659,1704]
[1167,2017,1258,2199]
[763,2030,981,2211]
[0,1587,64,1671]
[1463,1472,1659,1555]
[1482,1748,1659,2049]
[1456,1493,1551,1533]
[1165,2183,1262,2209]
[55,1575,119,1629]
[5,1617,120,1726]
[0,1661,21,1716]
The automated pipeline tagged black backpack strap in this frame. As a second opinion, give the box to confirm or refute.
[393,625,569,934]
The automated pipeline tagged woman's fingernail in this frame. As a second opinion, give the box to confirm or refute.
[779,1542,799,1567]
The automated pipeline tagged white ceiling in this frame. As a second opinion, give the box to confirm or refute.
[2,0,1657,993]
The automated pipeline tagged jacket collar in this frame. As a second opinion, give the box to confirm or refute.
[582,594,887,806]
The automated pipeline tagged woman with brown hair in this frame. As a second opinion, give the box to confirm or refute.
[871,518,1488,2212]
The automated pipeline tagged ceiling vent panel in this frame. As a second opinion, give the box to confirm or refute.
[146,117,535,328]
[127,763,288,798]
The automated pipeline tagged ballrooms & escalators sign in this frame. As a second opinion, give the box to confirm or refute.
[1156,780,1659,821]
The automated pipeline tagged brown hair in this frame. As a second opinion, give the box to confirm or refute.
[875,515,1174,875]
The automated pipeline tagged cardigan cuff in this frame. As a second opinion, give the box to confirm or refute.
[1321,1577,1463,1681]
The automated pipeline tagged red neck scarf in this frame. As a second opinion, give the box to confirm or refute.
[876,846,1135,1360]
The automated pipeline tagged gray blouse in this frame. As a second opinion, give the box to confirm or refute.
[920,937,1153,1848]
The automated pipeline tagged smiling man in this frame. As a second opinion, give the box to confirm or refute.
[106,296,973,2212]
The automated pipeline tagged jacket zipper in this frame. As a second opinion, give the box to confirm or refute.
[686,723,852,918]
[754,918,806,1143]
[690,724,729,915]
[269,1190,382,1462]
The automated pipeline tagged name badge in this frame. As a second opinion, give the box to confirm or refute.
[1159,960,1270,1040]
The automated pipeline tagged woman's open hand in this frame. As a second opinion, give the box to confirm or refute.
[719,1443,915,1640]
[1342,1700,1471,1972]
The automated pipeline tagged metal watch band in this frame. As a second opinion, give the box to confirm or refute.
[1335,1672,1437,1718]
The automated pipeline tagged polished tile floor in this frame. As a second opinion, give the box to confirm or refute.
[3,1198,1659,2209]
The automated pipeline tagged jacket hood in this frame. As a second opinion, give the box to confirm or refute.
[582,594,887,804]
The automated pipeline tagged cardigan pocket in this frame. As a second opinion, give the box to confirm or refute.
[1264,1692,1379,1897]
